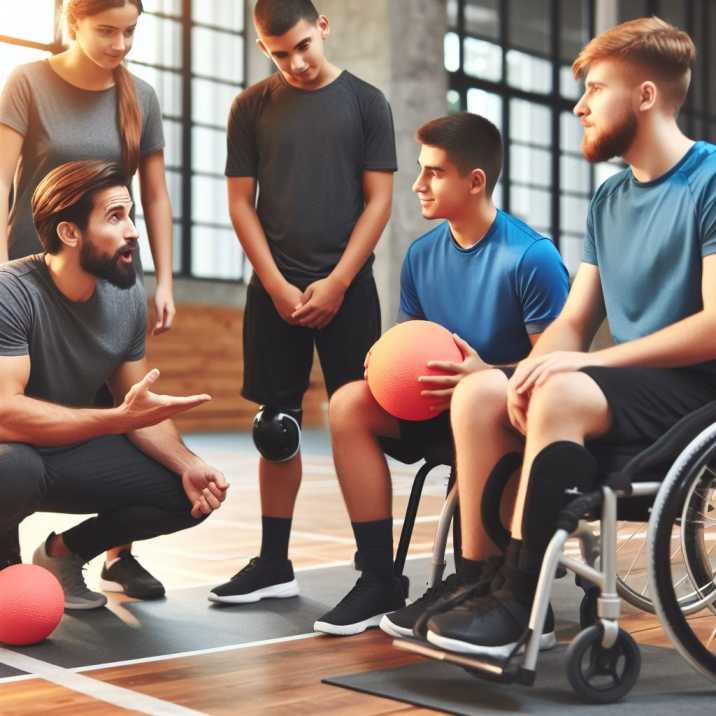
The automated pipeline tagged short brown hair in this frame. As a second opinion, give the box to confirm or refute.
[416,112,502,196]
[32,160,130,253]
[572,16,695,113]
[254,0,319,36]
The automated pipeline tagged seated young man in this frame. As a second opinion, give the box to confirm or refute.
[425,17,716,657]
[0,160,228,609]
[313,112,569,636]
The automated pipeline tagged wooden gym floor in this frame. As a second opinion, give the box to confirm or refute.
[0,429,708,715]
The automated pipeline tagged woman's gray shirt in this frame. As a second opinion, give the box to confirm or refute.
[0,60,165,259]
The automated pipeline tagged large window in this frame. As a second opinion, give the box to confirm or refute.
[446,0,716,274]
[0,0,247,281]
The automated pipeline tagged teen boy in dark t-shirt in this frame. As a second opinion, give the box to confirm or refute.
[211,0,397,603]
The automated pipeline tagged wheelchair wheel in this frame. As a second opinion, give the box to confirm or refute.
[648,427,716,682]
[565,625,641,704]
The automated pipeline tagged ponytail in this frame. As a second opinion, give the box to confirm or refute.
[114,63,142,176]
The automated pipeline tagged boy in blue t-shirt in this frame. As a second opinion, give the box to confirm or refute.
[426,18,716,659]
[313,112,569,636]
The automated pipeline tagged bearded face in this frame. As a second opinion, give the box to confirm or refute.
[80,236,137,289]
[581,106,638,163]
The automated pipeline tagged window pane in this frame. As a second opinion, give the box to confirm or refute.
[142,0,182,17]
[161,119,183,168]
[559,235,584,276]
[128,63,182,116]
[493,182,503,208]
[595,161,624,187]
[464,37,502,81]
[0,1,55,43]
[511,186,551,228]
[191,226,243,280]
[506,49,551,94]
[0,44,50,90]
[465,0,500,41]
[689,0,705,112]
[447,89,461,114]
[193,78,239,127]
[560,154,591,193]
[512,145,551,188]
[192,28,243,83]
[137,220,182,273]
[560,111,583,153]
[192,176,229,225]
[560,195,589,234]
[444,32,460,72]
[510,99,550,146]
[132,15,182,69]
[192,2,244,32]
[560,65,581,100]
[466,89,502,133]
[192,127,225,175]
[508,0,549,55]
[560,0,590,63]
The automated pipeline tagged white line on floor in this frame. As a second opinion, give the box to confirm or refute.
[0,648,208,715]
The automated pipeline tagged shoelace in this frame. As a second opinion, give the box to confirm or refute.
[413,573,462,606]
[59,554,93,594]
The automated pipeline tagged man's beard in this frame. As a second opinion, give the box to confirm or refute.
[581,110,638,163]
[80,241,137,289]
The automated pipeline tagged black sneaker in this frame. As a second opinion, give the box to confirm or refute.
[314,573,406,636]
[426,587,557,659]
[209,557,299,604]
[100,551,166,600]
[0,528,21,569]
[380,573,464,638]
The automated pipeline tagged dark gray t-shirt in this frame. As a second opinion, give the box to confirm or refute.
[0,60,165,259]
[0,255,146,407]
[226,71,397,288]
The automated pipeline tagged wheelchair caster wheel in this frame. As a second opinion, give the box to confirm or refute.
[566,625,641,704]
[579,588,599,629]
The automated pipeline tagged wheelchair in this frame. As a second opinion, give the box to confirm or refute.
[392,400,716,704]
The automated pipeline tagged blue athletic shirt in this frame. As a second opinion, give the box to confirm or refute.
[583,141,716,373]
[399,210,569,366]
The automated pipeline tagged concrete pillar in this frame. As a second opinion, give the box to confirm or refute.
[316,0,448,326]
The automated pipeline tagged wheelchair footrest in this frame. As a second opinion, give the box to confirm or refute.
[392,637,535,685]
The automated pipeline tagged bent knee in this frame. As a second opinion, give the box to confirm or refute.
[452,369,509,418]
[528,372,609,428]
[329,381,377,427]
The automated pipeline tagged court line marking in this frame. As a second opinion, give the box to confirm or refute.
[0,648,208,715]
[0,633,320,687]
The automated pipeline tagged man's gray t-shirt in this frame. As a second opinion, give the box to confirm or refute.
[0,60,165,259]
[0,255,146,407]
[225,71,397,289]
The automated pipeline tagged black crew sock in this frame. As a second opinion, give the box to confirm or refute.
[351,518,394,581]
[458,556,484,585]
[259,516,292,561]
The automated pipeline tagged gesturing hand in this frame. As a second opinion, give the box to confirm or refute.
[119,369,211,429]
[418,334,490,413]
[181,460,229,518]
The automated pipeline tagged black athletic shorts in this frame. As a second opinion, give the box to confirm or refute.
[380,410,452,465]
[242,274,381,407]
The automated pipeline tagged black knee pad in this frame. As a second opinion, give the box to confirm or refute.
[252,406,302,463]
[522,441,598,553]
[481,452,522,552]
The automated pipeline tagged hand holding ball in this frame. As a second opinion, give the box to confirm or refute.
[366,321,463,421]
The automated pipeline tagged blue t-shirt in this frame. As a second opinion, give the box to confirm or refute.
[583,141,716,372]
[399,210,569,366]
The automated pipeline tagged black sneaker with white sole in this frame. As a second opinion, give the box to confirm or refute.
[100,551,165,600]
[314,573,406,636]
[426,587,557,659]
[209,557,299,604]
[380,573,464,638]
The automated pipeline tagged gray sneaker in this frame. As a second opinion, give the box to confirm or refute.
[33,535,107,610]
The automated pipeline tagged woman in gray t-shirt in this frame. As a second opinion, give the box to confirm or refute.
[0,0,175,599]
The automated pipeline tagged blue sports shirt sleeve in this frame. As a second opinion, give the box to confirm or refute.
[582,203,597,265]
[517,239,569,334]
[398,246,424,321]
[699,173,716,256]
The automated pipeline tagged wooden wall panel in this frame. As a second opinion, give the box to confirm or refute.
[145,304,328,432]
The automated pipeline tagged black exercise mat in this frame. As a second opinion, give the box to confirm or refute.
[324,643,715,715]
[0,558,434,679]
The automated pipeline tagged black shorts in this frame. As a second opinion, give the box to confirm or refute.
[242,275,381,407]
[501,364,716,459]
[380,410,452,464]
